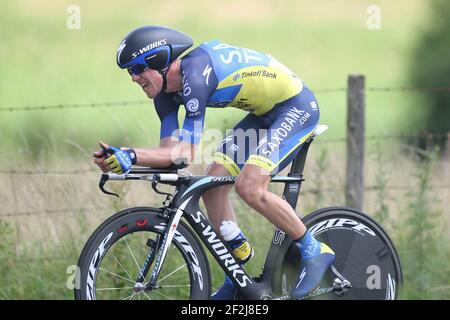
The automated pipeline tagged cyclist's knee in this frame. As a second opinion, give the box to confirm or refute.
[235,178,268,206]
[205,162,232,176]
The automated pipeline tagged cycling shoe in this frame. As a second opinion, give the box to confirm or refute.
[211,276,237,300]
[292,242,335,299]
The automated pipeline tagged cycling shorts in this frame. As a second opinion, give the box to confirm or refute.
[214,86,320,175]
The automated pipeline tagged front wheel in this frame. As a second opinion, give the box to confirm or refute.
[279,207,403,300]
[75,207,211,300]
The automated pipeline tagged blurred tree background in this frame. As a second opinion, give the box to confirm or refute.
[409,0,450,149]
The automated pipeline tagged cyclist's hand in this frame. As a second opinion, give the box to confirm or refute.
[93,141,112,173]
[104,146,132,174]
[93,141,137,174]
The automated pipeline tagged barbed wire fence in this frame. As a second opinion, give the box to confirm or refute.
[1,81,449,262]
[0,85,449,113]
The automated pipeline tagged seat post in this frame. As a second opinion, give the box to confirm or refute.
[282,139,313,211]
[290,139,313,176]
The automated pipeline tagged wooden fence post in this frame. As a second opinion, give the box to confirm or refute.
[346,75,365,211]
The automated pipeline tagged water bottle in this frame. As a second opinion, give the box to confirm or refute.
[220,220,253,264]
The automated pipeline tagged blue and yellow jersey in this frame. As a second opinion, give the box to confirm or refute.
[154,40,304,144]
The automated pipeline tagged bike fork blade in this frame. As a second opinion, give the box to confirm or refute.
[135,236,161,284]
[146,208,184,289]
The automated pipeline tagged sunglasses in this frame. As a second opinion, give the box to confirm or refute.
[127,64,149,76]
[125,45,172,76]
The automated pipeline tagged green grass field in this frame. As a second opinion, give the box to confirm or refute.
[1,0,449,300]
[0,0,432,154]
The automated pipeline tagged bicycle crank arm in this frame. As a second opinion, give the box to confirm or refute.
[329,265,352,295]
[270,286,336,300]
[271,265,352,300]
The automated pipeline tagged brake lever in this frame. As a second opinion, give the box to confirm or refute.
[99,173,119,197]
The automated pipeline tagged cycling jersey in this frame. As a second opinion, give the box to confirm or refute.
[154,40,319,174]
[215,87,319,175]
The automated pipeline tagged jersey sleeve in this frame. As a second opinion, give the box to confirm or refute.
[154,93,180,140]
[179,48,218,144]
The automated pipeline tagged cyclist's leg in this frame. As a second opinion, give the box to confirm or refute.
[234,89,320,239]
[235,164,306,238]
[206,113,264,300]
[205,112,267,231]
[234,88,335,298]
[202,163,235,232]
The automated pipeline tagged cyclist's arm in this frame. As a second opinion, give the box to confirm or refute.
[178,48,218,146]
[132,141,194,167]
[131,50,218,168]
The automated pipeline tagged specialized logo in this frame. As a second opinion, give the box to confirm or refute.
[149,198,187,282]
[190,211,252,288]
[306,286,334,298]
[310,218,376,237]
[272,229,286,245]
[296,267,307,288]
[212,176,236,182]
[229,144,239,152]
[217,135,233,150]
[186,98,199,112]
[131,39,167,58]
[203,64,212,86]
[86,232,114,300]
[117,40,126,64]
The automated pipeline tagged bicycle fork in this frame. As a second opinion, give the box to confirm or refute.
[133,207,184,293]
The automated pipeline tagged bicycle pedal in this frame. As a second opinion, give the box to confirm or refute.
[333,278,352,295]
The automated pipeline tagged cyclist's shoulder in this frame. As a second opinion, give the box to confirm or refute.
[180,44,216,80]
[180,44,219,90]
[180,44,213,68]
[181,40,266,65]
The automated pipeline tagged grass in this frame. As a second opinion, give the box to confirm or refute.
[1,138,449,299]
[1,0,448,300]
[0,0,434,155]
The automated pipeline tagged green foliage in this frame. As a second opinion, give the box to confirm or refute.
[409,0,450,134]
[396,148,450,299]
[0,220,16,299]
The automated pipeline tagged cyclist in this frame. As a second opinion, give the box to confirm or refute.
[93,25,335,299]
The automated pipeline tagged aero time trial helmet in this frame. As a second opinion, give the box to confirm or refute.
[116,25,193,75]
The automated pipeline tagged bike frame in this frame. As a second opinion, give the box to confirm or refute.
[99,134,339,299]
[166,140,311,299]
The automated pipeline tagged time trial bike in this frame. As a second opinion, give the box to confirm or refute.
[74,124,402,300]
